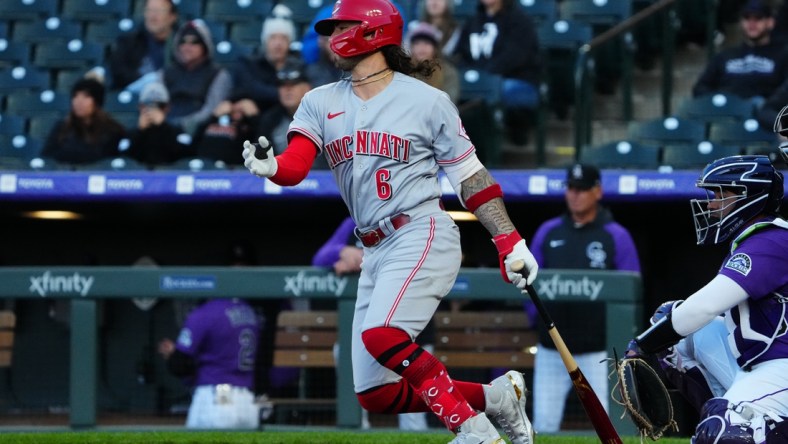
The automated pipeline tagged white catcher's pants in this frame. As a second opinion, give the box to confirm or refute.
[533,347,609,433]
[186,385,259,429]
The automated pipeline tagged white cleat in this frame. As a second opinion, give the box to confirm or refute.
[484,370,534,444]
[448,413,505,444]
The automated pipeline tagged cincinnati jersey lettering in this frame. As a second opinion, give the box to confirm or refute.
[324,130,412,169]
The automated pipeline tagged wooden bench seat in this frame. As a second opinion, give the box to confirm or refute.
[269,309,537,422]
[0,310,15,368]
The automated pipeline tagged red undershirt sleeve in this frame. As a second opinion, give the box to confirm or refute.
[269,133,320,186]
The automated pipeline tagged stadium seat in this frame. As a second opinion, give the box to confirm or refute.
[28,115,62,142]
[202,19,229,44]
[12,19,83,45]
[628,116,707,147]
[536,19,593,120]
[75,156,148,171]
[85,18,137,47]
[0,134,44,160]
[229,21,265,48]
[278,0,331,31]
[519,0,559,26]
[0,23,7,39]
[579,140,661,169]
[204,0,272,24]
[453,0,477,21]
[158,157,229,172]
[0,40,32,69]
[459,68,503,106]
[676,94,755,128]
[54,69,94,93]
[708,118,778,153]
[214,40,255,71]
[4,90,71,118]
[104,90,140,114]
[61,0,132,22]
[0,0,59,21]
[0,115,26,136]
[133,0,204,20]
[661,141,742,170]
[0,66,51,93]
[561,0,635,119]
[33,41,105,71]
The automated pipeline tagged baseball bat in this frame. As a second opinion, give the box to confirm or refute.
[512,260,623,444]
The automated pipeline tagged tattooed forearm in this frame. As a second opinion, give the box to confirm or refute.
[460,169,515,236]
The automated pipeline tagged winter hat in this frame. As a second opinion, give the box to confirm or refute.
[261,4,296,44]
[408,22,442,47]
[139,82,170,105]
[71,77,106,107]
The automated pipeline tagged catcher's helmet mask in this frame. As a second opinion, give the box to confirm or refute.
[691,155,784,245]
[315,0,403,58]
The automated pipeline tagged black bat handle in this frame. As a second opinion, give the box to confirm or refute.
[253,142,268,160]
[524,284,555,330]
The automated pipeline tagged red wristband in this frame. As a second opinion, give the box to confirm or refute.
[492,230,522,283]
[465,184,503,213]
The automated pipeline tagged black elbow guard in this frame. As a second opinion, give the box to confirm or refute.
[635,314,684,354]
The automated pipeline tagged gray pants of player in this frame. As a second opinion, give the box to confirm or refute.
[350,201,461,393]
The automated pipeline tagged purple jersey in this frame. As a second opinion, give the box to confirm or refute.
[719,219,788,369]
[176,299,259,389]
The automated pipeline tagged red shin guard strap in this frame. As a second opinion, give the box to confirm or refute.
[270,134,319,186]
[419,370,476,430]
[465,183,503,212]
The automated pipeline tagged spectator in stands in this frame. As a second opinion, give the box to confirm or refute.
[406,22,460,104]
[126,81,190,167]
[301,2,408,66]
[108,0,178,91]
[692,0,788,110]
[304,33,343,88]
[455,0,541,146]
[412,0,462,56]
[41,76,127,166]
[157,297,261,429]
[190,93,264,167]
[257,57,329,169]
[162,19,232,137]
[527,164,641,434]
[225,5,296,117]
[312,216,434,431]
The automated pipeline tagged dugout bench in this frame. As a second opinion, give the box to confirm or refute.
[0,267,642,435]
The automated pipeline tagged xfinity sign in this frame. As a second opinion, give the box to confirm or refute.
[29,271,94,297]
[536,274,604,301]
[284,271,348,297]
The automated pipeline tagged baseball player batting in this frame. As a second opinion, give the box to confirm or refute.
[241,0,538,442]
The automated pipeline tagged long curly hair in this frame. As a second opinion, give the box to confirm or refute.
[382,45,437,78]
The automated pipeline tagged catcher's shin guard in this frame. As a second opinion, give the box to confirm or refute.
[692,398,758,444]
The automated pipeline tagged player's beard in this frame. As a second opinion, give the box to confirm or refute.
[332,52,365,72]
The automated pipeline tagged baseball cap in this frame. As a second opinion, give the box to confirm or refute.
[276,57,310,85]
[565,163,601,190]
[740,0,773,18]
[408,22,442,47]
[139,82,170,105]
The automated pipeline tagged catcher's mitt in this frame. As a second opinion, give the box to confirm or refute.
[613,357,678,441]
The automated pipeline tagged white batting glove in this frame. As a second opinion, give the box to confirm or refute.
[493,231,539,289]
[505,239,539,288]
[242,136,278,178]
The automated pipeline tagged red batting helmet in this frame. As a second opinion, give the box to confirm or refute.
[314,0,403,58]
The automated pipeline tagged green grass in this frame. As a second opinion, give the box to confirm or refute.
[0,430,691,444]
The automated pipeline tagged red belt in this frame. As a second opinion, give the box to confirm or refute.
[357,214,411,247]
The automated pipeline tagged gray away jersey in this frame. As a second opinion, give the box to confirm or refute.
[288,73,476,229]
